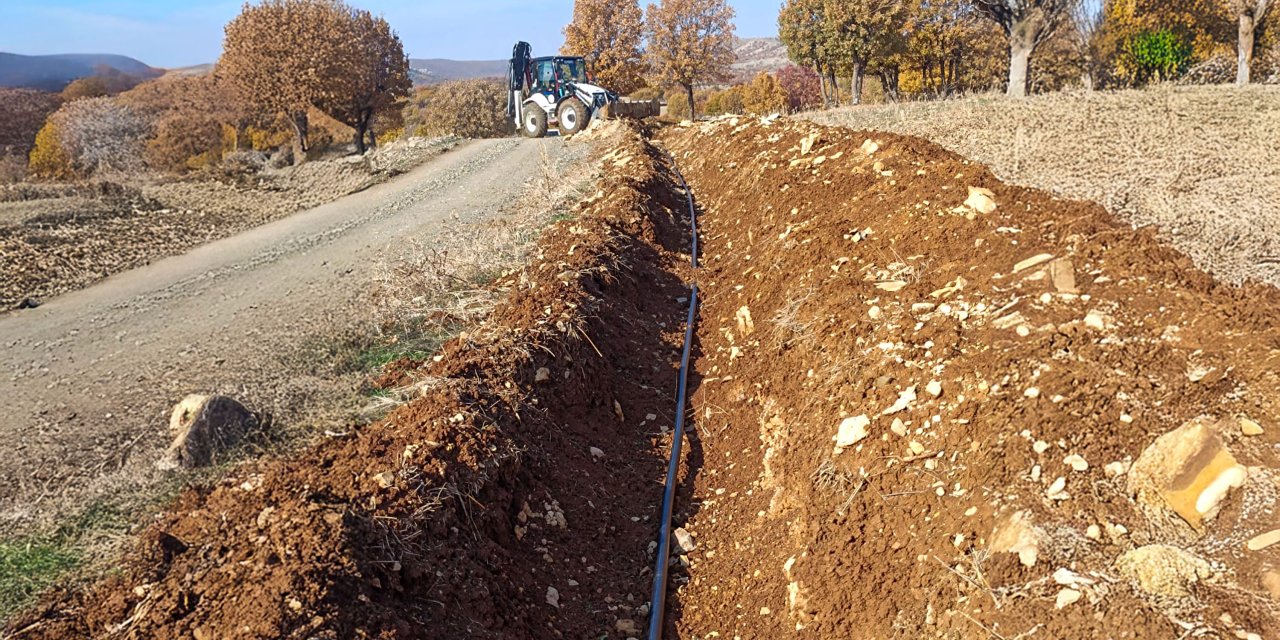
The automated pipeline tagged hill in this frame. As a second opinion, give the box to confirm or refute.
[408,58,507,85]
[0,52,162,91]
[730,36,790,79]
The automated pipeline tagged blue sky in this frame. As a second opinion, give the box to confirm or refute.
[1,1,780,68]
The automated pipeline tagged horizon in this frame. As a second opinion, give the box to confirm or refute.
[1,0,780,69]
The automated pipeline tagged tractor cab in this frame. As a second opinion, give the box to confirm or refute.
[508,41,616,138]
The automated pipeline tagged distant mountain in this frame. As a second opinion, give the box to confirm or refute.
[730,37,791,79]
[0,52,163,91]
[408,58,507,86]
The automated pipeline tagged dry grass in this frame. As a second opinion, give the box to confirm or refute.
[801,85,1280,287]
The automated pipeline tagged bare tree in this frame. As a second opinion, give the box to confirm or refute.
[1069,0,1103,89]
[1230,0,1276,84]
[645,0,737,118]
[974,0,1079,96]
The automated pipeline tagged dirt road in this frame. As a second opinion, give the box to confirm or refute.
[0,137,561,533]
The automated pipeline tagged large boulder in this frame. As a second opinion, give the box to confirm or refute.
[1127,417,1247,531]
[157,395,257,470]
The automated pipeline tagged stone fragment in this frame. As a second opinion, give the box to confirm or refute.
[535,367,551,382]
[890,418,908,437]
[546,586,560,607]
[883,386,917,415]
[991,510,1042,567]
[1084,310,1109,331]
[1046,477,1069,500]
[616,619,640,636]
[834,415,871,452]
[1064,454,1089,472]
[861,139,879,155]
[1116,545,1213,598]
[1013,253,1054,274]
[736,306,755,336]
[158,395,258,470]
[926,380,943,397]
[1128,418,1248,529]
[674,527,697,554]
[1055,588,1083,609]
[993,312,1026,330]
[876,280,908,292]
[800,133,819,155]
[964,187,997,215]
[590,446,605,460]
[1247,529,1280,551]
[1241,417,1264,436]
[374,471,396,489]
[1049,258,1078,294]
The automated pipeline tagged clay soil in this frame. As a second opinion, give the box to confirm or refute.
[660,118,1280,638]
[9,117,1280,639]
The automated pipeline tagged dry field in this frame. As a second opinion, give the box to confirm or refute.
[802,85,1280,288]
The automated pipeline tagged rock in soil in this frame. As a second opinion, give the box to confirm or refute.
[157,394,257,470]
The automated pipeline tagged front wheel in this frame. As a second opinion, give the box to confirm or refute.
[557,98,590,136]
[521,106,548,138]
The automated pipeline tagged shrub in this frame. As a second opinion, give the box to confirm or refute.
[705,86,744,116]
[404,79,512,139]
[1126,29,1193,84]
[60,77,110,102]
[664,87,711,120]
[146,113,224,172]
[27,120,76,180]
[629,86,662,101]
[55,97,150,174]
[741,72,789,115]
[777,65,822,112]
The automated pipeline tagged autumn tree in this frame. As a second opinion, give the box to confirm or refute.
[220,0,350,163]
[819,0,911,104]
[562,0,648,94]
[779,0,838,105]
[906,0,1004,95]
[1231,0,1276,82]
[61,76,110,101]
[974,0,1080,96]
[645,0,737,118]
[320,8,411,153]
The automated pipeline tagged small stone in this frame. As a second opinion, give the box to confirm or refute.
[674,527,697,554]
[1046,476,1068,499]
[861,139,879,155]
[1241,417,1264,436]
[883,386,917,415]
[991,510,1041,567]
[1116,545,1213,598]
[1086,524,1102,540]
[833,415,871,452]
[1049,258,1078,294]
[1012,253,1054,273]
[535,367,551,382]
[890,417,907,437]
[964,187,997,215]
[1055,588,1082,609]
[868,305,882,320]
[1024,387,1041,399]
[1247,529,1280,551]
[964,506,978,517]
[288,598,303,611]
[546,586,560,607]
[908,441,926,455]
[1105,461,1130,477]
[1064,454,1089,472]
[760,606,772,615]
[374,471,396,489]
[616,619,640,635]
[1016,325,1031,337]
[876,280,908,292]
[1084,310,1108,331]
[736,306,755,336]
[589,446,605,460]
[926,380,942,397]
[1032,440,1050,454]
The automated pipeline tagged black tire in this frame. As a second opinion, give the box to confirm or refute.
[557,97,590,136]
[521,105,548,138]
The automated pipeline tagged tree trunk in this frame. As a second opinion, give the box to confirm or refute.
[827,68,840,106]
[684,83,696,119]
[290,112,309,165]
[1007,31,1035,97]
[850,62,864,106]
[366,126,377,150]
[1238,12,1256,85]
[353,125,367,154]
[817,65,831,108]
[880,66,900,102]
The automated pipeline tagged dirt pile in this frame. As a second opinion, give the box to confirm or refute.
[5,124,696,638]
[660,117,1280,638]
[0,137,455,309]
[801,86,1280,289]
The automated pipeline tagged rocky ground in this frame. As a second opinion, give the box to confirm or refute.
[7,115,1280,639]
[0,137,457,309]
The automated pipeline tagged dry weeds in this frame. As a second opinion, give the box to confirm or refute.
[802,85,1280,287]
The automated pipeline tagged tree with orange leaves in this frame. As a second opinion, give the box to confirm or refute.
[644,0,736,118]
[562,0,648,94]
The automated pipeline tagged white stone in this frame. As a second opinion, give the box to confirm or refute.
[1055,588,1082,609]
[1064,454,1089,472]
[834,415,871,451]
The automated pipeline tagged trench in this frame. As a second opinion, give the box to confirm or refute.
[10,119,1280,640]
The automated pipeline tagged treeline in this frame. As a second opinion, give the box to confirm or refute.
[778,0,1277,103]
[7,0,410,183]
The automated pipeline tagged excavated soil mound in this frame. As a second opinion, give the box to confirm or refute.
[660,118,1280,639]
[6,125,696,639]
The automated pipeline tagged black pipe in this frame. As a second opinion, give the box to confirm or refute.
[646,282,697,640]
[646,151,700,639]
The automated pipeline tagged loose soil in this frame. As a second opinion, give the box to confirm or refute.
[660,117,1280,638]
[10,116,1280,639]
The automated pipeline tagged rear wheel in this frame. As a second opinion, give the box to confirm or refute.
[521,106,548,138]
[557,98,590,136]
